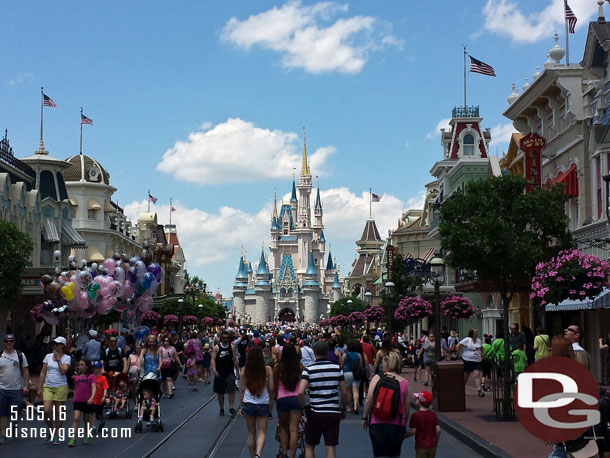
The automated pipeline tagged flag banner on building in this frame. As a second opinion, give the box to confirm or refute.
[565,1,577,33]
[43,93,57,108]
[170,205,176,212]
[469,55,496,77]
[81,114,93,125]
[371,193,382,202]
[148,192,158,204]
[421,248,437,263]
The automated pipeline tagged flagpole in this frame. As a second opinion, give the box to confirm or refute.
[564,0,570,65]
[80,107,83,155]
[169,198,172,225]
[463,46,467,109]
[40,87,44,150]
[148,189,150,212]
[369,188,372,219]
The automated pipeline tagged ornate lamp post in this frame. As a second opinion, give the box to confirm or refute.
[429,254,446,361]
[364,290,372,306]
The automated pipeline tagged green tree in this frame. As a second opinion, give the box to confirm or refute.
[329,297,366,317]
[439,174,572,418]
[0,221,33,342]
[381,255,424,332]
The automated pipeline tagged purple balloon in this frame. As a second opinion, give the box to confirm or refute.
[128,266,138,284]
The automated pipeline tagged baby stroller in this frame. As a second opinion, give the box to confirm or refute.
[134,372,163,432]
[275,410,307,458]
[104,372,133,419]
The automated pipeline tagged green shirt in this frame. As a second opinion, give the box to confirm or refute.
[511,349,527,373]
[482,343,492,361]
[490,338,505,363]
[533,334,550,359]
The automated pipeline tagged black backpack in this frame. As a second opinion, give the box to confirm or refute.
[371,374,403,420]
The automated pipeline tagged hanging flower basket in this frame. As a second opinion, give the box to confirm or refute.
[364,306,385,322]
[319,318,329,327]
[531,249,610,306]
[29,303,45,323]
[201,317,215,327]
[216,317,226,326]
[440,295,479,320]
[182,315,197,325]
[348,311,366,324]
[141,310,161,324]
[394,296,432,323]
[163,314,179,327]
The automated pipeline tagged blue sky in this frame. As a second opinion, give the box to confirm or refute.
[1,0,599,295]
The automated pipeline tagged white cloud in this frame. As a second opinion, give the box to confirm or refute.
[490,122,515,150]
[404,190,426,211]
[482,0,597,43]
[220,1,400,74]
[7,72,34,86]
[426,118,451,139]
[157,118,335,184]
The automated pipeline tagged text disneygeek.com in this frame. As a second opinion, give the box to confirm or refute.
[5,425,132,440]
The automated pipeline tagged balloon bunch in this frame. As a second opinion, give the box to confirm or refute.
[37,241,163,325]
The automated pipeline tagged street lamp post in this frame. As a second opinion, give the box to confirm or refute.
[429,254,446,361]
[364,290,372,306]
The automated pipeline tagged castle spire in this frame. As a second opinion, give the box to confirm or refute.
[301,127,310,177]
[314,184,322,212]
[273,189,278,219]
[291,178,297,202]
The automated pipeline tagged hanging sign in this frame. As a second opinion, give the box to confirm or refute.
[520,133,546,193]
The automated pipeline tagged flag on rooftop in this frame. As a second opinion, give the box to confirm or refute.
[80,114,93,125]
[43,93,57,108]
[469,55,496,77]
[170,205,176,212]
[565,1,577,34]
[371,193,382,202]
[148,192,158,204]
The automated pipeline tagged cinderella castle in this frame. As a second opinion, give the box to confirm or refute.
[232,134,343,324]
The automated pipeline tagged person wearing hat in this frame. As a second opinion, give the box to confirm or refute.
[37,336,71,444]
[82,330,101,363]
[406,391,440,457]
[0,334,30,444]
[117,328,128,351]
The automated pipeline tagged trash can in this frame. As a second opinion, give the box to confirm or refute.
[431,360,465,412]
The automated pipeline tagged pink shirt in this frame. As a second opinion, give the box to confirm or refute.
[370,378,408,426]
[73,374,96,403]
[277,379,299,399]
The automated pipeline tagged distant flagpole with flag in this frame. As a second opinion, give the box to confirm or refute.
[39,87,57,152]
[463,49,495,110]
[564,0,577,65]
[169,198,176,225]
[79,108,93,155]
[147,190,158,212]
[369,188,381,218]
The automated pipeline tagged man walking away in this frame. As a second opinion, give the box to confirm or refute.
[299,340,347,458]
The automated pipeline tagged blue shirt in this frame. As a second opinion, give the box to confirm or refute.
[82,339,101,361]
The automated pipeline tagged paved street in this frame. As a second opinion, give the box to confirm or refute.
[3,375,484,458]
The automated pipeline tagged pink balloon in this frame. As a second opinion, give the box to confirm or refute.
[70,274,78,285]
[138,296,153,313]
[100,287,110,297]
[122,282,134,299]
[80,292,89,308]
[103,258,115,275]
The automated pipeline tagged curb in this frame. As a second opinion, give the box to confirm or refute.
[409,399,512,458]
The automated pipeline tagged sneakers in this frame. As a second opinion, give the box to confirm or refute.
[0,435,8,445]
[83,437,89,445]
[478,391,485,397]
[52,437,61,445]
[229,408,237,417]
[219,408,225,416]
[193,387,199,392]
[68,439,76,447]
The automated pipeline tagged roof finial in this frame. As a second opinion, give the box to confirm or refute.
[301,127,310,177]
[273,188,278,219]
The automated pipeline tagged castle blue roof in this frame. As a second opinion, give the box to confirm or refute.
[319,230,325,242]
[279,204,294,230]
[245,288,255,295]
[291,179,297,202]
[234,282,248,288]
[314,186,321,212]
[278,254,296,283]
[248,262,253,274]
[271,216,279,230]
[326,250,334,271]
[332,271,341,289]
[255,280,271,286]
[304,280,319,286]
[235,256,248,280]
[305,252,317,276]
[256,249,270,275]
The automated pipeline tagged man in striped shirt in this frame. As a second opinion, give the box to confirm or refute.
[299,340,347,458]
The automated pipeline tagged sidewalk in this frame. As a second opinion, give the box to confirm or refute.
[402,365,553,458]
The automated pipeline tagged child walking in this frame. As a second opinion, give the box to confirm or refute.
[186,350,198,391]
[406,391,440,458]
[91,361,108,434]
[69,360,97,447]
[201,343,211,384]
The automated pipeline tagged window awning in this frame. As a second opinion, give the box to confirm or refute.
[62,221,87,248]
[69,197,78,206]
[104,200,115,212]
[551,164,578,197]
[87,198,101,210]
[42,217,60,243]
[545,287,610,311]
[86,246,105,263]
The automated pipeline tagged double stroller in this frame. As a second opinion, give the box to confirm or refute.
[134,372,164,432]
[104,372,132,419]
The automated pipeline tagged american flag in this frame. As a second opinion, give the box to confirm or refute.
[148,192,158,204]
[469,55,496,77]
[565,1,577,34]
[43,93,57,108]
[371,193,382,202]
[80,114,93,125]
[170,205,176,212]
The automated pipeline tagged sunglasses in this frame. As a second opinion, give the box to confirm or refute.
[4,340,14,343]
[566,328,577,333]
[109,340,117,343]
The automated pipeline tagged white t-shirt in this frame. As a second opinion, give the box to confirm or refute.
[0,351,29,390]
[459,337,482,362]
[43,353,71,387]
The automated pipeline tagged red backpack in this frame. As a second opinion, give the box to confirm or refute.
[371,375,403,421]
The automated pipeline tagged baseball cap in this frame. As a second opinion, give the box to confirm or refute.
[170,331,178,336]
[53,336,67,345]
[89,330,98,338]
[121,327,129,334]
[4,334,15,341]
[413,391,433,406]
[92,360,103,368]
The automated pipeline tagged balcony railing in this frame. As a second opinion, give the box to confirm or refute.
[452,106,479,118]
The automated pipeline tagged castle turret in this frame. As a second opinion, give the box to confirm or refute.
[302,251,320,323]
[233,256,248,321]
[331,271,343,303]
[290,179,298,225]
[254,249,272,323]
[297,131,312,229]
[270,191,279,250]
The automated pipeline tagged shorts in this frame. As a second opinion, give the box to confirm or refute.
[304,410,340,447]
[0,389,23,417]
[43,385,69,402]
[242,402,270,417]
[73,401,93,413]
[369,423,405,457]
[482,360,492,378]
[92,404,104,418]
[161,367,177,379]
[276,396,302,412]
[213,373,236,394]
[418,355,425,368]
[344,371,360,388]
[416,447,437,458]
[423,358,434,368]
[463,360,482,373]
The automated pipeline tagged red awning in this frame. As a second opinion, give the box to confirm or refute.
[551,164,578,197]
